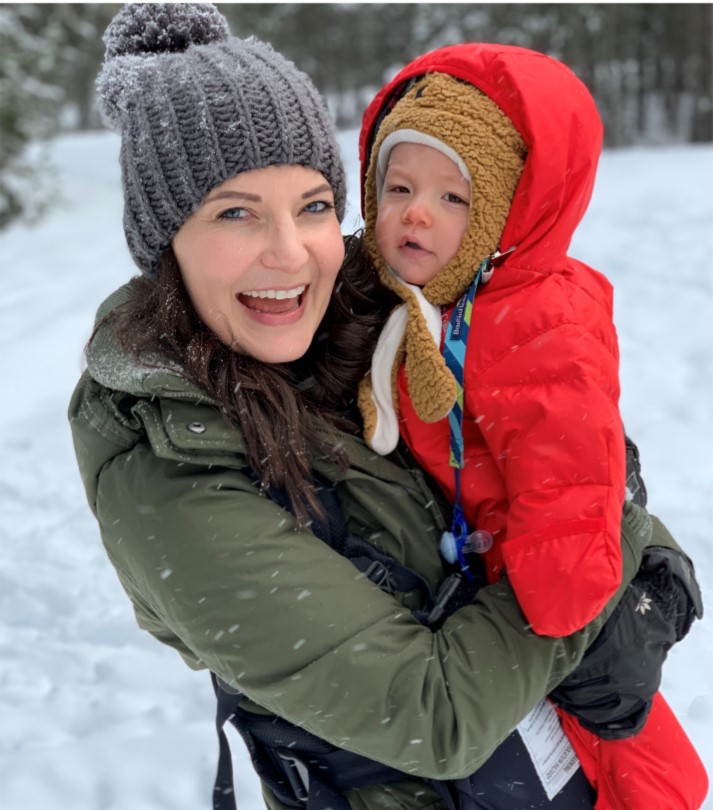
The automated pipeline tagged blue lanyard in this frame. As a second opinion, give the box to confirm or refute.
[439,262,486,579]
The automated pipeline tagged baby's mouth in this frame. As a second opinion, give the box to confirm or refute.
[400,238,427,253]
[238,285,306,314]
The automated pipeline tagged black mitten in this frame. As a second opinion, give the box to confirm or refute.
[637,542,703,641]
[550,543,703,739]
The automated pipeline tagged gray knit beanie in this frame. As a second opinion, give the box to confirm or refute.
[97,3,346,275]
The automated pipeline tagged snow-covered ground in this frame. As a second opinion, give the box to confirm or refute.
[1,130,711,809]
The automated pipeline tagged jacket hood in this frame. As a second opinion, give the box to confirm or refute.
[360,44,603,283]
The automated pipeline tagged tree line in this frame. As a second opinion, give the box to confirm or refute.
[1,3,711,229]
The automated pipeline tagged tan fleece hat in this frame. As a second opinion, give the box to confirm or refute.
[365,71,526,305]
[359,73,527,450]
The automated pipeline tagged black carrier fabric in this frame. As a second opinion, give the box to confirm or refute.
[429,729,595,810]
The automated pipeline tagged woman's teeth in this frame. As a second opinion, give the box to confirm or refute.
[242,285,306,300]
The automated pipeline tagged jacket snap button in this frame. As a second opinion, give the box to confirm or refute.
[186,421,206,434]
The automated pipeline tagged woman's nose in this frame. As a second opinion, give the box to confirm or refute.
[261,223,309,272]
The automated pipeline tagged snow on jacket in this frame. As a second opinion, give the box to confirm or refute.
[360,44,626,637]
[68,283,652,810]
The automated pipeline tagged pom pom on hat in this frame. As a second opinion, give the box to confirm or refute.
[97,3,346,276]
[103,3,229,58]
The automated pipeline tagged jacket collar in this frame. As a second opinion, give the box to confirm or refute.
[87,282,213,404]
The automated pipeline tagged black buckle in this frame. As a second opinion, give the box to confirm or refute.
[277,750,310,803]
[425,573,463,627]
[364,560,396,594]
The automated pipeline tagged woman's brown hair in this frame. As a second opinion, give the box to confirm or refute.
[92,233,395,525]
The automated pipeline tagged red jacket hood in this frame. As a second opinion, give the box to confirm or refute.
[360,44,603,270]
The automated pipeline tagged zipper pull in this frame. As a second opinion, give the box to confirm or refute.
[479,245,516,284]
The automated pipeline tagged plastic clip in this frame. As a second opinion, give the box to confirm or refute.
[364,560,396,594]
[425,573,463,627]
[479,245,517,284]
[277,751,310,803]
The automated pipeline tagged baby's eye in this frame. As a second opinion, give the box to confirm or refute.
[386,185,409,194]
[304,200,334,214]
[444,192,469,205]
[219,207,248,220]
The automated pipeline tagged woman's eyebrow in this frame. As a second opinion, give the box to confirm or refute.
[302,183,332,198]
[203,184,332,204]
[203,190,262,204]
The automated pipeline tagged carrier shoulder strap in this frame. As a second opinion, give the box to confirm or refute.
[262,474,478,627]
[212,672,406,810]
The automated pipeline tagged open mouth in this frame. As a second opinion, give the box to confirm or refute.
[400,238,428,255]
[238,285,306,315]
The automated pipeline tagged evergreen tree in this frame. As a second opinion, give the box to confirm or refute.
[1,3,710,231]
[0,5,62,228]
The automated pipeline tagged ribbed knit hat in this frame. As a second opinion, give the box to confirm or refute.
[97,3,346,276]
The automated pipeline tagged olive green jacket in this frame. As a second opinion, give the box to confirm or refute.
[69,285,656,810]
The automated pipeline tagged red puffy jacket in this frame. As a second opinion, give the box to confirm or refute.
[361,44,625,638]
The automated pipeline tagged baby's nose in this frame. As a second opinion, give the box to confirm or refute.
[403,198,432,226]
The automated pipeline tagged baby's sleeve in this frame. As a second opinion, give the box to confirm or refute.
[466,318,626,636]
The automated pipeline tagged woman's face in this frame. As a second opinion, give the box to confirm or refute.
[173,165,344,364]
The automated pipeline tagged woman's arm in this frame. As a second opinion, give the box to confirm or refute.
[95,443,649,780]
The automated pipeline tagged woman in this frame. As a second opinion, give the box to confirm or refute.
[69,5,673,809]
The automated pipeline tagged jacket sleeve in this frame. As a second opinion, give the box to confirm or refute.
[94,442,647,781]
[465,316,626,637]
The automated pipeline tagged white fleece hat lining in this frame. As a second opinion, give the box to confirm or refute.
[375,129,471,201]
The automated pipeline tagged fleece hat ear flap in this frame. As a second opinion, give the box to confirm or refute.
[359,72,526,449]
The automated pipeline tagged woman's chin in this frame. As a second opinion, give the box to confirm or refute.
[230,328,312,364]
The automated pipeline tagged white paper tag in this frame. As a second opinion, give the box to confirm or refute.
[516,699,581,800]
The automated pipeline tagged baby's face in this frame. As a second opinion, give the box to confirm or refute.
[375,142,470,287]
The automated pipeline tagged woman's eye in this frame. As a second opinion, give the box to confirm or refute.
[304,200,334,214]
[219,207,248,220]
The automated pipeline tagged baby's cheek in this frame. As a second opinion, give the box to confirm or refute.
[374,207,395,249]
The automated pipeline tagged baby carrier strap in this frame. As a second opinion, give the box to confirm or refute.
[214,673,597,810]
[261,473,480,628]
[212,672,405,810]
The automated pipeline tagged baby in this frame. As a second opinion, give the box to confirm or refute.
[359,48,706,810]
